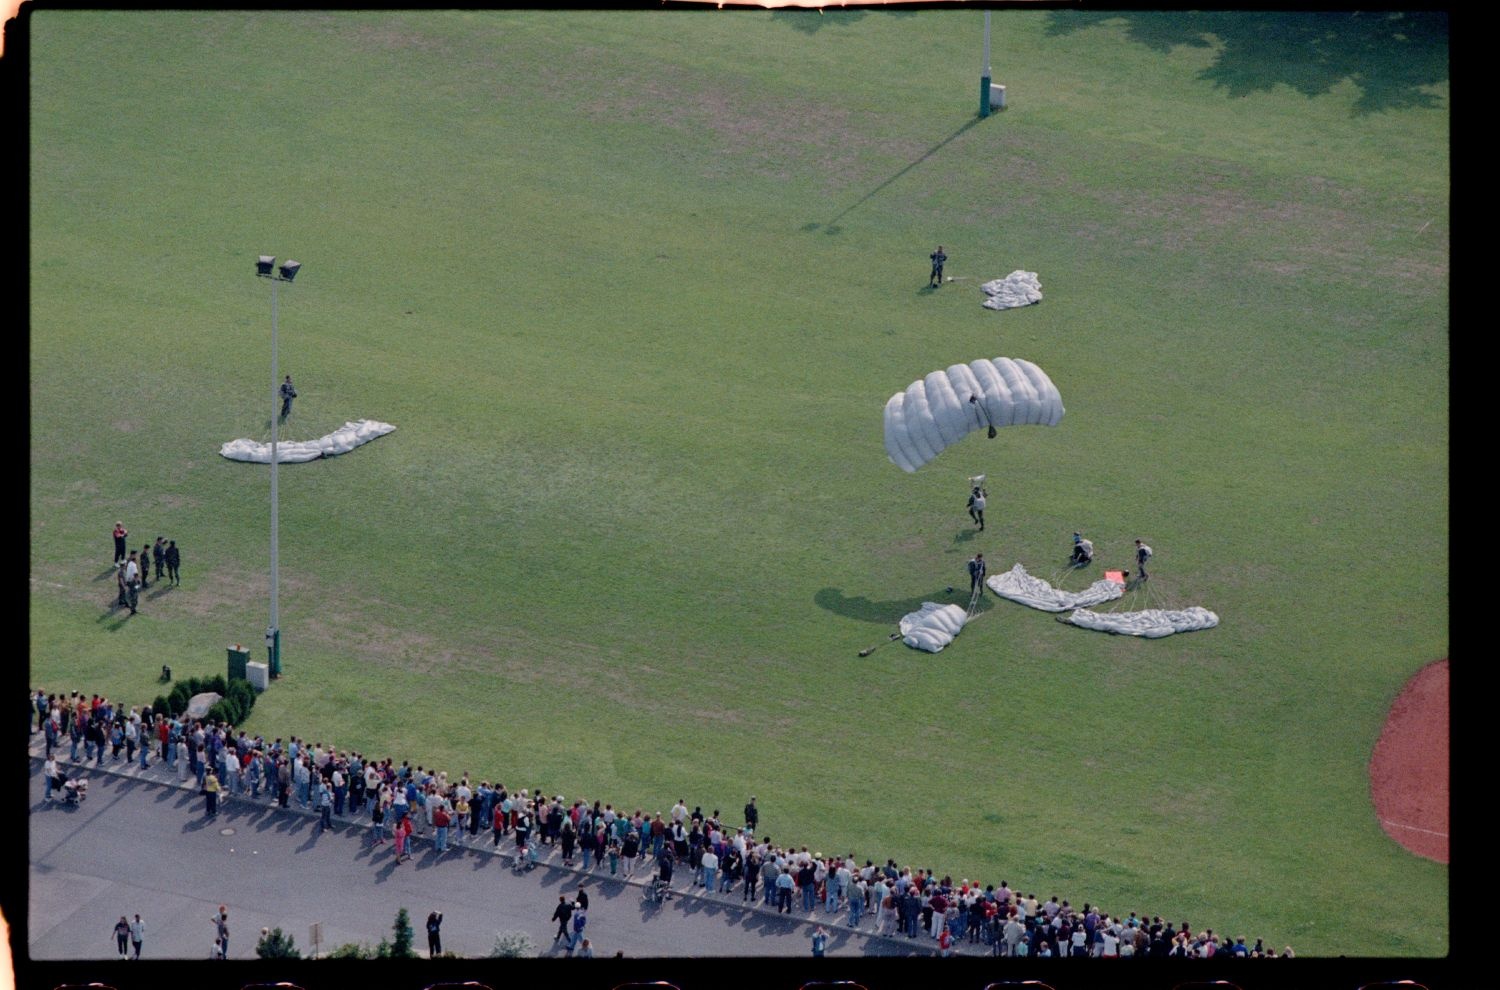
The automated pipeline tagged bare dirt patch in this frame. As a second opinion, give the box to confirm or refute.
[1369,658,1448,863]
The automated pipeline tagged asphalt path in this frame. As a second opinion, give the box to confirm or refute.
[28,747,945,961]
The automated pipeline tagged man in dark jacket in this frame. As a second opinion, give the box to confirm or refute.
[165,541,181,586]
[550,894,574,942]
[279,375,297,420]
[152,537,166,582]
[968,552,987,599]
[929,246,947,287]
[743,796,758,832]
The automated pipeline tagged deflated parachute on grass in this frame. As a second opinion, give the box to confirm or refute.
[883,357,1064,473]
[1062,606,1219,638]
[220,419,396,463]
[985,563,1124,613]
[898,602,970,653]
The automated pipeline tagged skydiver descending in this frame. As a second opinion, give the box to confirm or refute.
[883,358,1062,473]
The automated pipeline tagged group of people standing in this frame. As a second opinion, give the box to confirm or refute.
[40,684,1294,960]
[112,522,181,615]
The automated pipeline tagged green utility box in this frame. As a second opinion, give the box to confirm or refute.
[228,644,250,683]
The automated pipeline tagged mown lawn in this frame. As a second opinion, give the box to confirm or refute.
[29,9,1447,954]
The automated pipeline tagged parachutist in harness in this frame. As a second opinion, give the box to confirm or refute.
[929,246,947,287]
[279,375,297,421]
[1070,533,1094,567]
[967,485,987,531]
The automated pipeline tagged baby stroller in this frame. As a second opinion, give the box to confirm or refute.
[642,876,672,904]
[59,775,88,807]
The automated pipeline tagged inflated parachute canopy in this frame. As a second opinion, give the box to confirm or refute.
[883,357,1063,473]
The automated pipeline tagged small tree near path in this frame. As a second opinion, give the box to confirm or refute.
[377,907,418,959]
[255,927,301,959]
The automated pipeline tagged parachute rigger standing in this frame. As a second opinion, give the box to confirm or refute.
[1135,539,1153,580]
[967,552,987,610]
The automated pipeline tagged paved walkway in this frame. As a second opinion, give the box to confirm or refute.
[28,735,971,960]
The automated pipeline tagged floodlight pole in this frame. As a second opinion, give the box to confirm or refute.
[269,274,281,679]
[257,255,299,678]
[980,10,992,118]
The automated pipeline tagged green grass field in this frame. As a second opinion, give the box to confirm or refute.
[29,10,1448,955]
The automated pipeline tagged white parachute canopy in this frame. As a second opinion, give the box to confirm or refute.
[1062,607,1219,638]
[898,602,969,653]
[883,357,1063,473]
[980,270,1043,310]
[985,563,1123,612]
[220,419,395,464]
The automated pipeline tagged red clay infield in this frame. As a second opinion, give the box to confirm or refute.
[1368,658,1449,863]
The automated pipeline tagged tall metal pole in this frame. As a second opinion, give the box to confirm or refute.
[269,276,281,677]
[980,10,993,118]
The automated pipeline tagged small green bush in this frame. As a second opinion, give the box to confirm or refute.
[489,930,537,958]
[326,942,374,959]
[255,927,301,959]
[228,678,255,719]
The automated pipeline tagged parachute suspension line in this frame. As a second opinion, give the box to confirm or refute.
[968,394,999,439]
[857,630,902,658]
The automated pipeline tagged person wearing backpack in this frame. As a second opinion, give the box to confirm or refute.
[1135,539,1153,579]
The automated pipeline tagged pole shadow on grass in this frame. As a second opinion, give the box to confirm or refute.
[1043,9,1447,115]
[803,116,982,234]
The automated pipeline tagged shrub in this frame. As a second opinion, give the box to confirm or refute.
[167,683,191,715]
[255,927,300,959]
[205,674,227,696]
[228,678,255,720]
[489,930,537,958]
[326,942,374,959]
[151,695,171,718]
[377,908,417,959]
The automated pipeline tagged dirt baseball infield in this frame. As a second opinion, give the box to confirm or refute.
[1368,658,1448,863]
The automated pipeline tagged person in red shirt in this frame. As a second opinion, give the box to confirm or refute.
[112,522,128,564]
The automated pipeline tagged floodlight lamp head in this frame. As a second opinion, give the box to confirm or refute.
[256,255,276,277]
[278,260,301,282]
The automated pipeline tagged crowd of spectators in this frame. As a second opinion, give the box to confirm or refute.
[33,687,1296,960]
